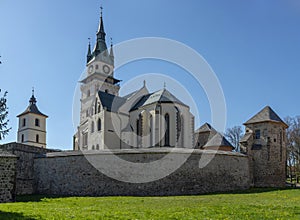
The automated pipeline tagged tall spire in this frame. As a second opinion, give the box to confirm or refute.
[94,6,107,56]
[87,38,92,63]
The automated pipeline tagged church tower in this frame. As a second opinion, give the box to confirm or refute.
[79,7,120,124]
[17,90,48,148]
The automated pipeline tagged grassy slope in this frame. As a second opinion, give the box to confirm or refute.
[0,188,299,219]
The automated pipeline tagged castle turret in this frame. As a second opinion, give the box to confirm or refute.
[17,89,48,148]
[240,106,288,187]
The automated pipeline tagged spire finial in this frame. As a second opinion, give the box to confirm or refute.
[164,82,166,89]
[110,37,113,47]
[143,80,146,87]
[30,87,37,105]
[100,5,103,17]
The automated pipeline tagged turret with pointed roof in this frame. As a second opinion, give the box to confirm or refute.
[240,106,288,187]
[17,90,48,148]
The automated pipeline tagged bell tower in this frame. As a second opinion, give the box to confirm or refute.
[17,89,48,148]
[79,7,120,124]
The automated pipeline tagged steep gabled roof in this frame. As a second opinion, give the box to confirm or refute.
[98,91,127,113]
[17,95,48,118]
[195,123,216,133]
[203,132,234,149]
[244,106,288,128]
[130,89,187,111]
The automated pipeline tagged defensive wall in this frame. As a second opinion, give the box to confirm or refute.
[34,149,251,196]
[0,152,17,203]
[0,143,59,196]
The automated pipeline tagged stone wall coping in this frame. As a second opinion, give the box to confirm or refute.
[38,148,247,158]
[0,151,17,158]
[1,142,60,153]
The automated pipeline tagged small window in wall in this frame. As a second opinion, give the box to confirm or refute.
[35,118,40,127]
[21,134,24,142]
[255,130,260,139]
[92,145,95,150]
[98,104,101,113]
[23,118,26,127]
[96,65,99,69]
[105,89,108,93]
[87,90,91,97]
[96,144,99,150]
[97,118,101,131]
[36,134,39,143]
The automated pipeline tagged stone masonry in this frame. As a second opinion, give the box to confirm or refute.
[0,143,59,195]
[34,149,250,196]
[0,152,17,203]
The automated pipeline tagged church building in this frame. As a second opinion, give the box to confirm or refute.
[73,9,194,150]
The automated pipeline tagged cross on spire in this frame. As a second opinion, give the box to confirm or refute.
[100,6,103,17]
[32,87,35,96]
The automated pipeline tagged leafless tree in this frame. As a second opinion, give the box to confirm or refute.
[225,126,243,152]
[285,116,300,183]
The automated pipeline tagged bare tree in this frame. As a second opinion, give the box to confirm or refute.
[285,116,300,184]
[0,89,10,140]
[225,126,243,152]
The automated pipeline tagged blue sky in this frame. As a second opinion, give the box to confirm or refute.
[1,0,300,149]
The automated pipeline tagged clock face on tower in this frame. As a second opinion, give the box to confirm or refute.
[88,65,94,74]
[103,65,110,74]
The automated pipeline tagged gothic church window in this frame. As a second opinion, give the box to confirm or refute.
[36,134,39,143]
[21,134,24,142]
[91,121,95,133]
[23,118,26,127]
[83,133,88,146]
[165,113,170,146]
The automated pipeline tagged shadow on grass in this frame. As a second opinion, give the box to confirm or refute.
[0,211,35,220]
[16,187,300,202]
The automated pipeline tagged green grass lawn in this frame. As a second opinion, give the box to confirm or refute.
[0,188,299,220]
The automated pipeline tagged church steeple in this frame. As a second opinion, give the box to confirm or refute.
[94,6,108,57]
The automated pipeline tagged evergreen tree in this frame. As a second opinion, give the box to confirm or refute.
[0,89,10,140]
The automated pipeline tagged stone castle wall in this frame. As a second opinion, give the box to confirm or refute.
[0,143,59,195]
[34,149,250,196]
[0,152,17,203]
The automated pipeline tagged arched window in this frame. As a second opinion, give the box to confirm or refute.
[92,145,95,150]
[91,121,95,133]
[164,113,170,146]
[21,134,24,142]
[22,118,26,127]
[36,134,39,143]
[150,115,153,147]
[136,114,142,148]
[96,64,99,69]
[35,118,40,127]
[96,144,99,150]
[175,107,181,142]
[98,104,101,113]
[97,118,101,131]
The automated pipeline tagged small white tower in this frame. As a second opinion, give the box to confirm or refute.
[17,89,48,148]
